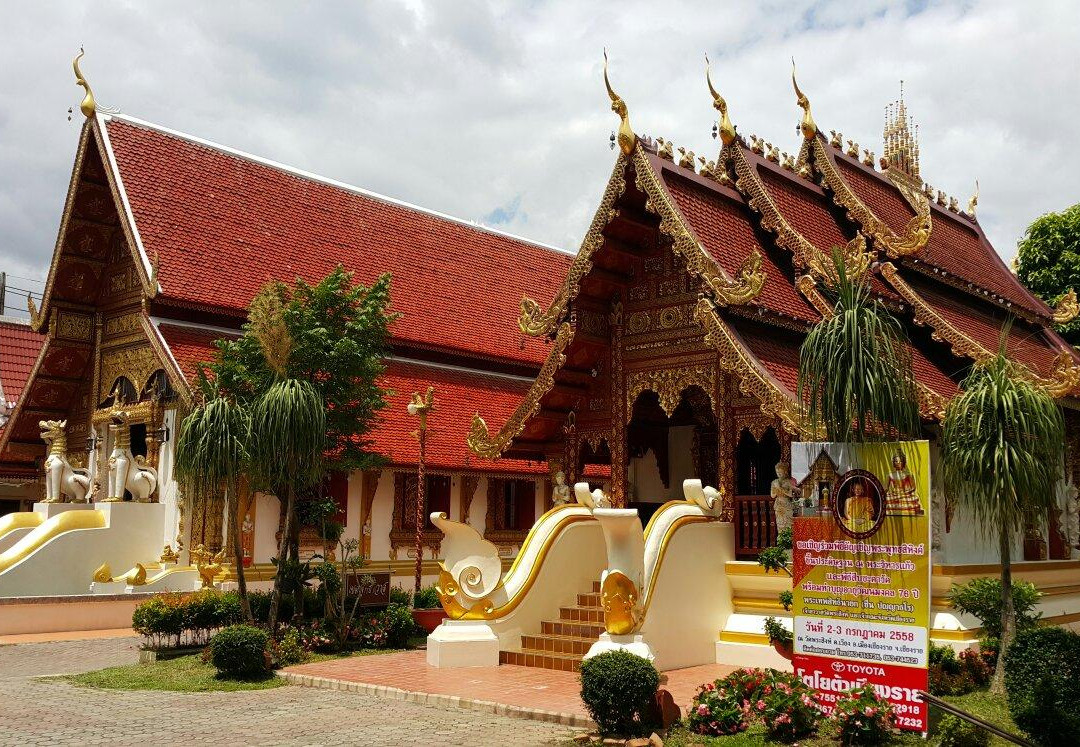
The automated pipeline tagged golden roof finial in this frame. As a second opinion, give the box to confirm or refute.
[603,49,636,155]
[705,53,736,146]
[73,47,96,119]
[791,58,816,140]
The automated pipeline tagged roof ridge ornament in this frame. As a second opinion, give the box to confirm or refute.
[603,49,636,155]
[791,58,816,140]
[705,53,736,146]
[73,47,96,119]
[967,179,979,220]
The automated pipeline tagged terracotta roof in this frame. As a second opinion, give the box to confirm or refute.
[731,318,802,396]
[0,319,45,410]
[157,323,237,386]
[655,161,818,324]
[835,158,916,238]
[102,115,570,367]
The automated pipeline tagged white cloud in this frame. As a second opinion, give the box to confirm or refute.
[1,0,1077,315]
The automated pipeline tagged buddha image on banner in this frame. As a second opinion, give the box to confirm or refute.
[790,441,931,733]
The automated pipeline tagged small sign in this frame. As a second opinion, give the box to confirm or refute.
[345,571,391,607]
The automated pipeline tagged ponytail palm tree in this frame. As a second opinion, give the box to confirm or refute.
[941,335,1064,693]
[798,250,921,440]
[174,395,252,621]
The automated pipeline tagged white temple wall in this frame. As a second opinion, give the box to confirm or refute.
[158,409,180,551]
[369,468,394,561]
[469,477,488,534]
[344,471,362,545]
[252,492,279,563]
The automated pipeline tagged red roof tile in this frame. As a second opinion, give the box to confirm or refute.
[656,163,819,324]
[157,323,237,385]
[0,319,45,410]
[103,116,569,367]
[835,158,916,239]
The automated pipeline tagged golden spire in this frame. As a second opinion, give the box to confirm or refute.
[603,49,636,155]
[791,58,816,140]
[705,53,735,146]
[883,81,920,180]
[73,47,96,119]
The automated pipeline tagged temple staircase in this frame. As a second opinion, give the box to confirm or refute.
[499,581,602,672]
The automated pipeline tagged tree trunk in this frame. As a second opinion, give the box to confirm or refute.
[229,481,252,623]
[991,525,1014,694]
[268,485,295,631]
[289,507,303,622]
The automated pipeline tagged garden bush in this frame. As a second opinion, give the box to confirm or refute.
[830,684,894,745]
[268,627,307,668]
[412,584,441,609]
[937,714,990,747]
[579,651,660,737]
[1004,626,1080,746]
[948,578,1041,639]
[686,668,820,740]
[131,593,186,649]
[758,670,820,741]
[209,624,271,678]
[389,585,411,606]
[131,590,244,649]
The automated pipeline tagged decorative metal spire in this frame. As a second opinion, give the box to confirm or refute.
[73,47,96,119]
[883,81,920,180]
[603,49,636,155]
[705,53,735,146]
[791,58,816,140]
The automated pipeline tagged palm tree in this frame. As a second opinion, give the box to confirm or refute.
[940,330,1064,693]
[174,395,252,621]
[798,250,921,441]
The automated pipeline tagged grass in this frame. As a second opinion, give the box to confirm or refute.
[62,654,285,692]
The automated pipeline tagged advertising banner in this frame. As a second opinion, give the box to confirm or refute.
[790,441,931,732]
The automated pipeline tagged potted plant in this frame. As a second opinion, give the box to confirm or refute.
[410,584,446,633]
[764,616,793,660]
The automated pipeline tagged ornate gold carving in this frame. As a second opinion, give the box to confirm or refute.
[55,311,93,341]
[796,274,833,317]
[1043,351,1080,398]
[27,295,44,332]
[73,48,96,118]
[791,59,817,140]
[625,366,715,420]
[694,297,815,436]
[609,302,627,507]
[92,562,111,583]
[967,180,979,220]
[98,345,159,402]
[1052,289,1079,324]
[159,544,179,564]
[603,49,636,156]
[103,312,142,339]
[705,53,736,146]
[601,570,642,635]
[468,322,574,458]
[518,153,628,336]
[632,148,765,306]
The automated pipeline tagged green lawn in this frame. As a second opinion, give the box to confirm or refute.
[62,654,285,693]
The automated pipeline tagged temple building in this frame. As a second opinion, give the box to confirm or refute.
[2,58,1079,652]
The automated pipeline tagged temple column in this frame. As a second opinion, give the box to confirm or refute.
[609,298,627,507]
[716,374,735,521]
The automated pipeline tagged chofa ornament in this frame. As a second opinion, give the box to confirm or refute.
[39,420,91,503]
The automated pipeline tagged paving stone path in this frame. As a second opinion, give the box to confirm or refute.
[0,637,576,746]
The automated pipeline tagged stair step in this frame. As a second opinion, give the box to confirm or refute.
[576,592,601,607]
[559,606,604,623]
[592,580,600,593]
[521,634,593,656]
[500,648,581,672]
[541,619,605,638]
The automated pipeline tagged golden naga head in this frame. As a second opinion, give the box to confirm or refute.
[705,53,736,146]
[73,47,96,119]
[39,420,67,441]
[791,58,817,140]
[603,49,636,155]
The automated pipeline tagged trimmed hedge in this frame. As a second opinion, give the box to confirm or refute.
[209,625,271,678]
[1004,626,1080,746]
[579,651,660,737]
[132,590,242,649]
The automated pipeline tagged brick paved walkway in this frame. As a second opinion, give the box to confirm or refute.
[0,637,576,746]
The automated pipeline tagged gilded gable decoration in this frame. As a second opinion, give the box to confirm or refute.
[467,322,574,459]
[603,49,637,156]
[73,48,96,119]
[1052,289,1079,324]
[705,53,736,146]
[791,60,817,140]
[625,365,715,421]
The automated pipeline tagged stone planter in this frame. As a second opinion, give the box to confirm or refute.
[412,607,446,633]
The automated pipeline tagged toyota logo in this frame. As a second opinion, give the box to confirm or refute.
[831,661,845,673]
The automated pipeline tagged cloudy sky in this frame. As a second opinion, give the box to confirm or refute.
[1,1,1077,317]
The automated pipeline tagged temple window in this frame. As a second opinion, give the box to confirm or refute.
[486,478,535,541]
[389,473,450,558]
[736,427,781,495]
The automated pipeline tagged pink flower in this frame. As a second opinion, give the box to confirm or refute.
[800,694,812,706]
[864,706,877,716]
[697,704,710,716]
[756,699,766,712]
[705,682,715,691]
[776,713,792,724]
[764,685,773,695]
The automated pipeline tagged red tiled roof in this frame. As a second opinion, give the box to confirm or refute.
[157,323,237,385]
[731,318,802,396]
[835,158,916,239]
[0,319,45,409]
[656,162,818,324]
[103,116,569,367]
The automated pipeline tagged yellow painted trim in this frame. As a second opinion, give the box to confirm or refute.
[503,504,583,579]
[642,500,694,541]
[719,631,770,645]
[733,596,786,612]
[934,560,1080,576]
[0,509,106,573]
[0,511,43,540]
[724,561,788,576]
[931,628,983,642]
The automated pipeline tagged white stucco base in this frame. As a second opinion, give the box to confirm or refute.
[584,633,655,663]
[426,620,500,668]
[715,640,793,671]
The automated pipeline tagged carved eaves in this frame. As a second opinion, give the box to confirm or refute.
[1052,289,1079,324]
[632,149,765,307]
[693,296,816,436]
[809,136,931,259]
[518,154,629,337]
[467,322,574,459]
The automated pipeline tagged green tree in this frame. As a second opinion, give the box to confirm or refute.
[797,250,921,440]
[940,330,1064,693]
[174,396,252,622]
[1015,203,1080,345]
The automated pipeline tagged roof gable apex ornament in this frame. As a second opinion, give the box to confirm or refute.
[603,49,636,155]
[73,47,96,119]
[791,58,816,140]
[967,179,979,220]
[1052,288,1079,324]
[705,53,736,146]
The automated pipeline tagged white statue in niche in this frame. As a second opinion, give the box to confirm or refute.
[39,420,91,503]
[770,462,795,534]
[105,411,158,502]
[552,471,572,507]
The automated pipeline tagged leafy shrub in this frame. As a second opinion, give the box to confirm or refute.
[1004,626,1080,746]
[929,643,979,696]
[763,616,792,647]
[937,714,990,747]
[579,651,660,737]
[686,680,749,736]
[977,637,998,670]
[686,668,820,740]
[830,684,894,745]
[131,593,186,648]
[383,603,416,647]
[759,671,821,741]
[389,585,411,606]
[948,578,1041,639]
[209,624,271,678]
[412,585,441,609]
[268,627,307,668]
